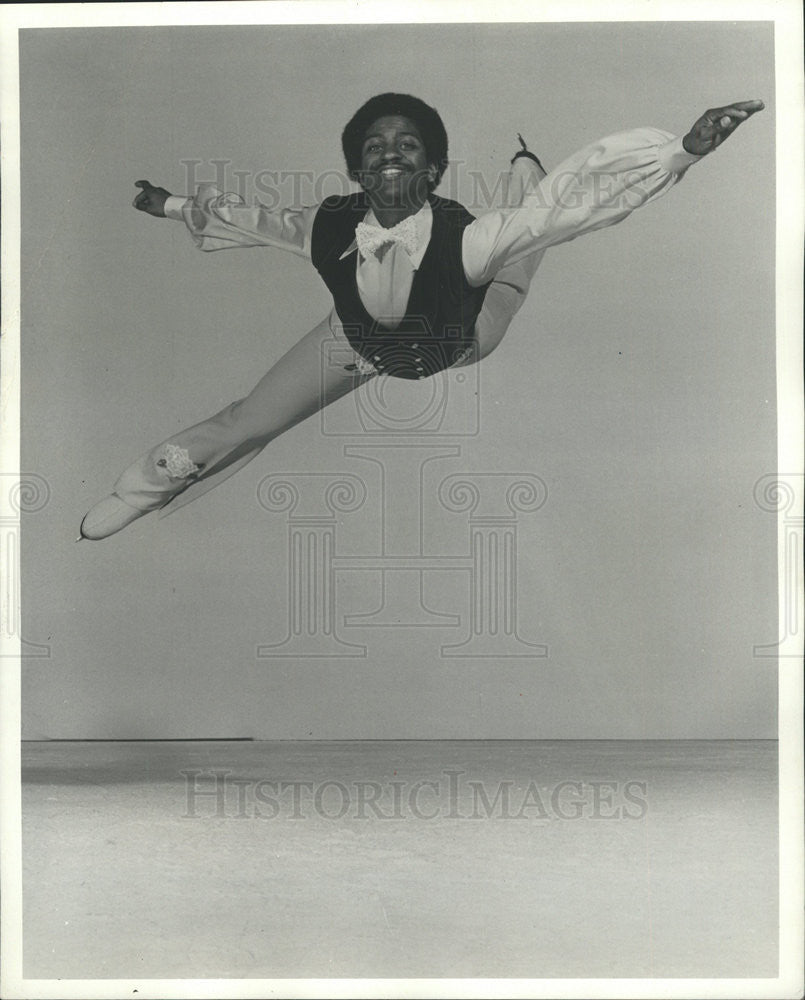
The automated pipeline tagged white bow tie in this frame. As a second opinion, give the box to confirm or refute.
[355,216,419,261]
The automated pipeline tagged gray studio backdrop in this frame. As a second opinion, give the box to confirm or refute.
[20,22,777,739]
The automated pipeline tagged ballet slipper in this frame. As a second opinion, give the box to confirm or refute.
[79,494,151,540]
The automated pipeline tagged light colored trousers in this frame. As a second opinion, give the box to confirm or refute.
[112,169,545,515]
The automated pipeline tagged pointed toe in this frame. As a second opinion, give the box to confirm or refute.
[79,495,149,540]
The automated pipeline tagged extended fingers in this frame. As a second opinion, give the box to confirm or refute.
[685,99,763,156]
[716,103,764,138]
[707,101,765,125]
[730,99,765,113]
[702,102,762,146]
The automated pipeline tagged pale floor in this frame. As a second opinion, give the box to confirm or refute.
[22,740,777,979]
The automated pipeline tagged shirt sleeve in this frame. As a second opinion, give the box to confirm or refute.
[164,184,318,258]
[462,129,703,287]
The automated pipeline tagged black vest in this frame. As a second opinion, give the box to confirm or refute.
[310,193,490,380]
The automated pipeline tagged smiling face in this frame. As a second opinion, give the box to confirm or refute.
[357,115,438,214]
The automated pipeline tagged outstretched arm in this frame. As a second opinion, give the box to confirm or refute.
[463,99,764,286]
[132,179,318,257]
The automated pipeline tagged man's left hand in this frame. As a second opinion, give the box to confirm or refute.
[682,100,765,156]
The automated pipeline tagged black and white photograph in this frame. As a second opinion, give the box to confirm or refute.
[1,2,802,997]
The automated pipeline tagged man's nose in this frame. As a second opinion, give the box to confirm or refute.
[380,148,402,162]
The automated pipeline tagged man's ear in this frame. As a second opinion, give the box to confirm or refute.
[427,163,438,184]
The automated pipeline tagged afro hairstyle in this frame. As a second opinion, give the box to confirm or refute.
[341,93,449,190]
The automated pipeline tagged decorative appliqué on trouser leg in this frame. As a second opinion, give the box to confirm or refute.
[354,355,379,376]
[344,354,379,377]
[156,443,202,480]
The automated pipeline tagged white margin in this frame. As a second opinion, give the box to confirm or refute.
[1,2,802,999]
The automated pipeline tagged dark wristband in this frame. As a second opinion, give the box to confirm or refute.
[511,149,547,172]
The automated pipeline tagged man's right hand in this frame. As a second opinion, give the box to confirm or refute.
[133,180,172,217]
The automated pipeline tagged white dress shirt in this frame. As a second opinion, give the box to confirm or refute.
[164,129,701,325]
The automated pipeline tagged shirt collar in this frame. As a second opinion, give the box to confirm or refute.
[340,200,433,267]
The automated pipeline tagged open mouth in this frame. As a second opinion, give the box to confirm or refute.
[378,166,408,177]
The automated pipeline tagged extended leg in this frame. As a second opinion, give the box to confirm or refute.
[80,312,372,539]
